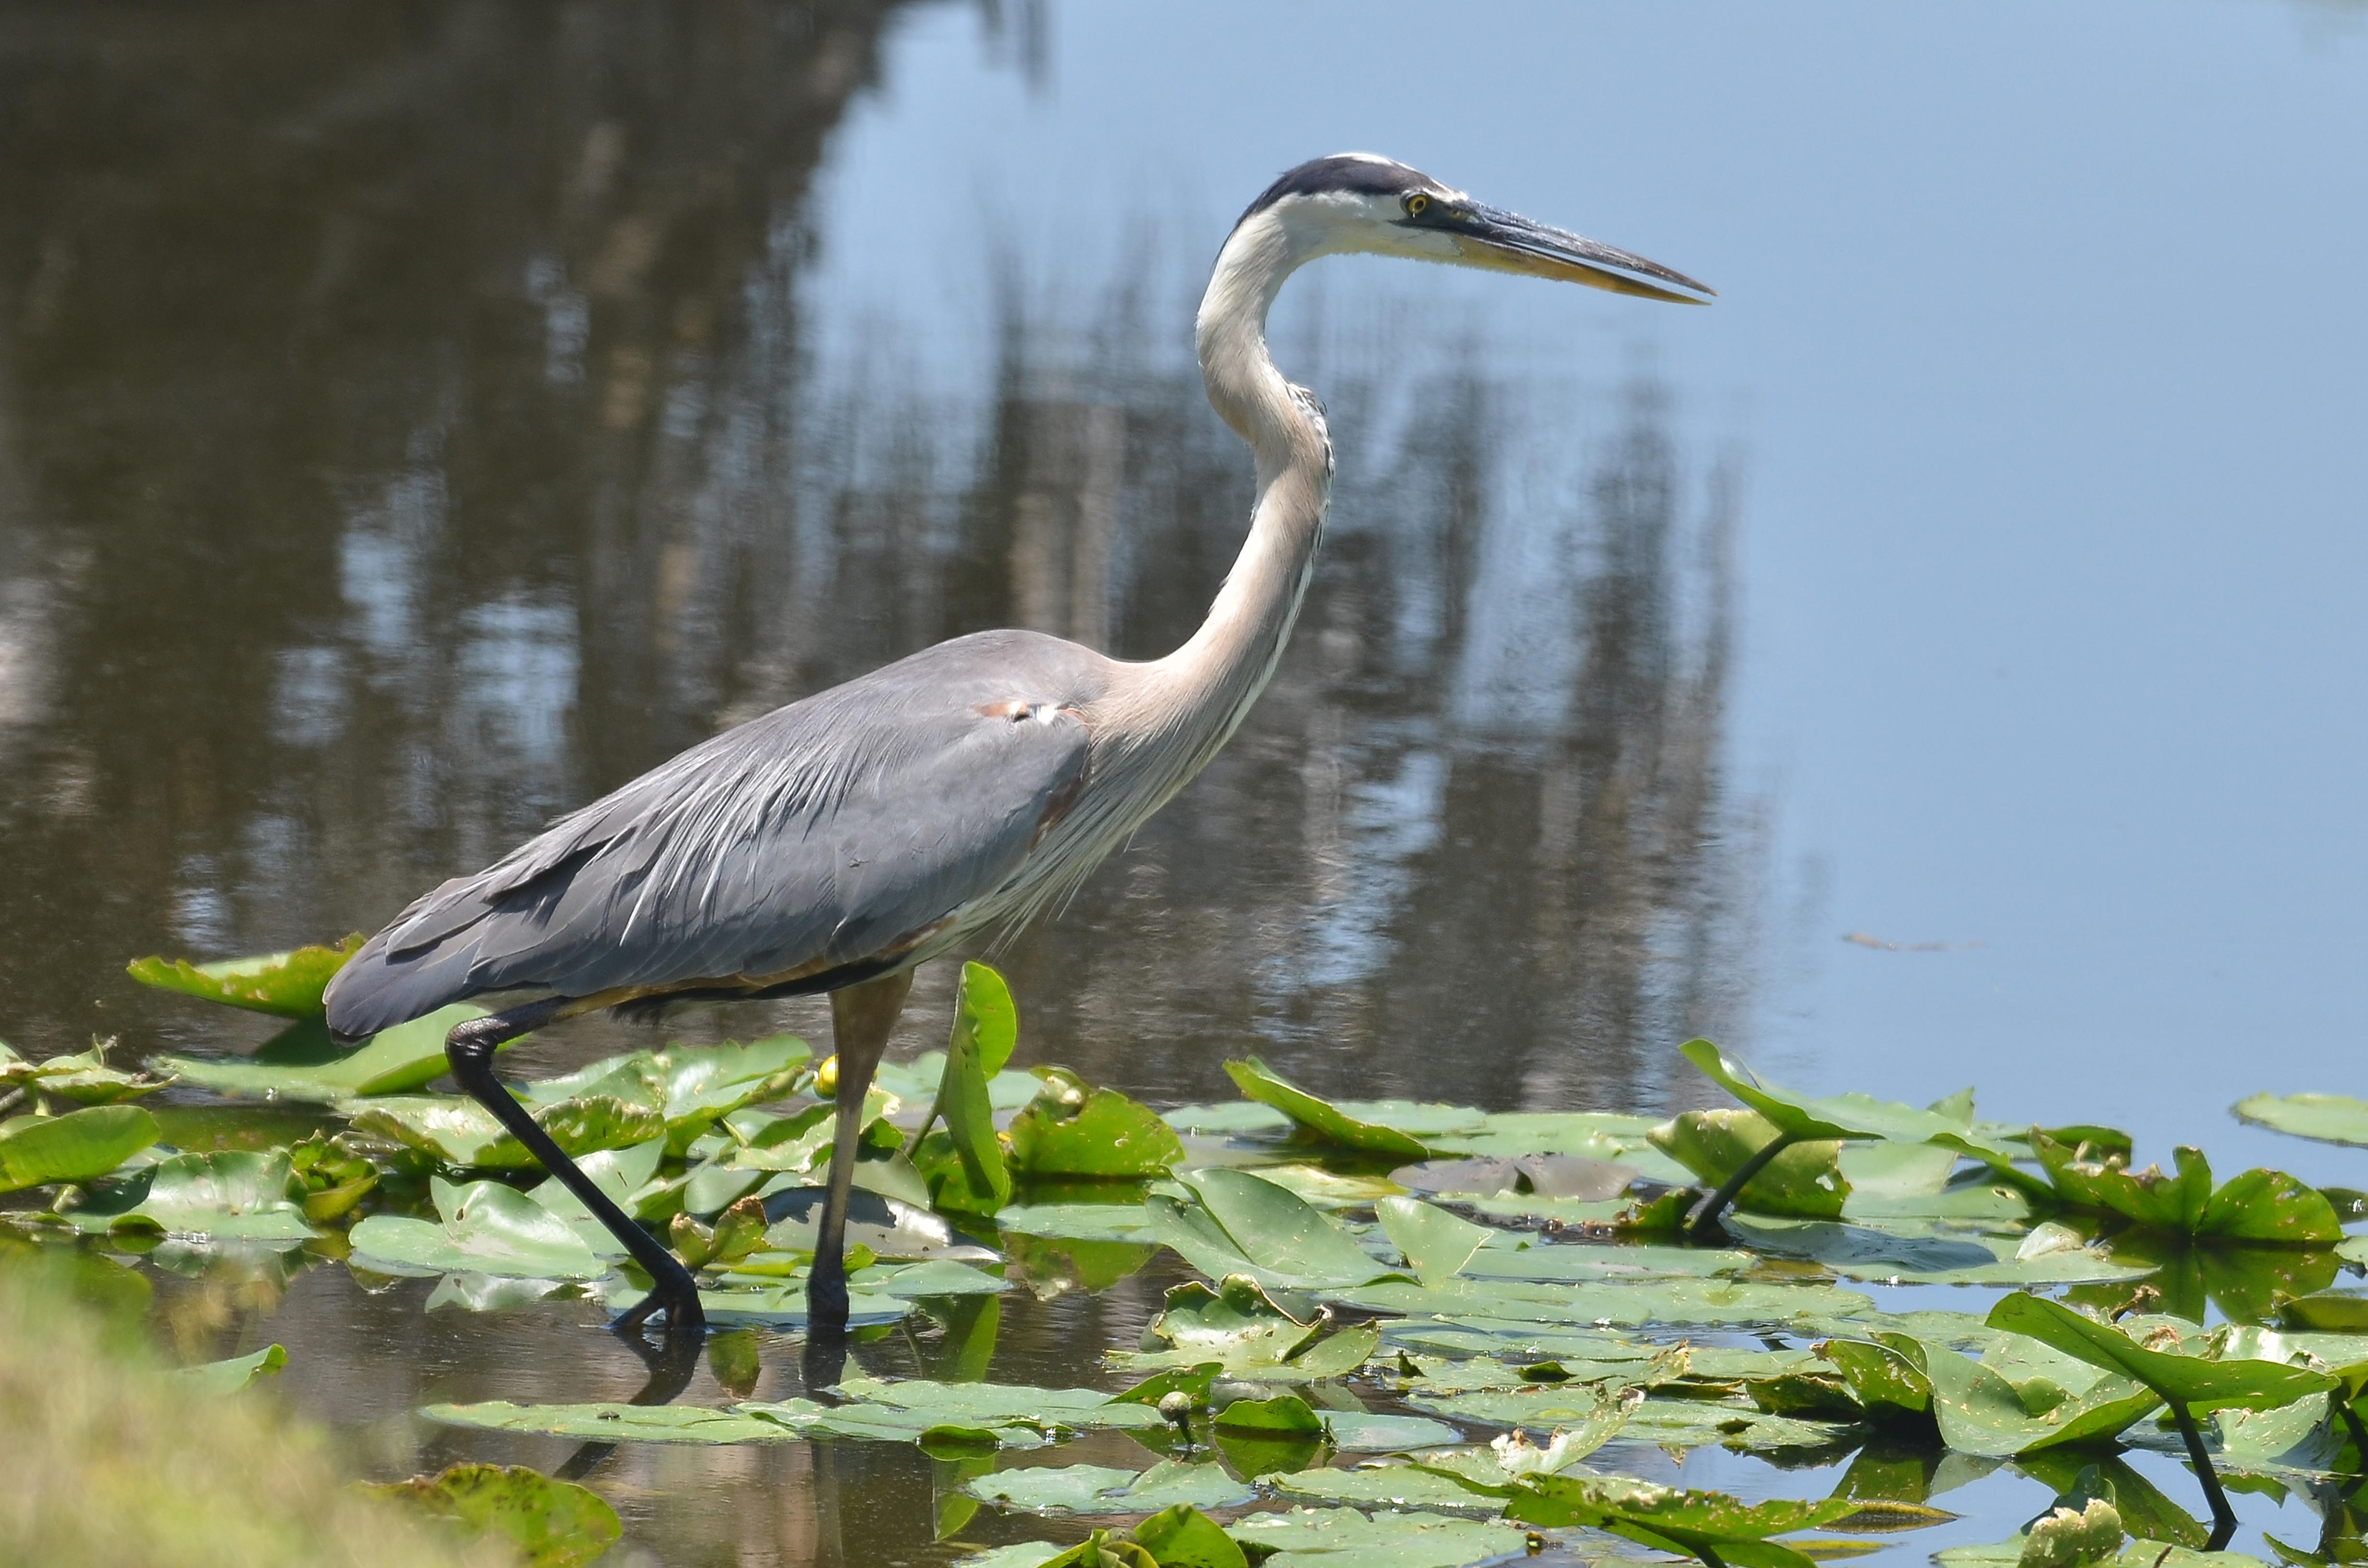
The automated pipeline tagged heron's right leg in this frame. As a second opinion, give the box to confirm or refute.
[806,968,915,1336]
[444,1003,706,1338]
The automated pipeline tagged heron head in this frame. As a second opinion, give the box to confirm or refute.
[1235,153,1712,305]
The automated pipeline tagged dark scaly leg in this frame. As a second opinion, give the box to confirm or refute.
[444,1001,706,1337]
[803,969,914,1358]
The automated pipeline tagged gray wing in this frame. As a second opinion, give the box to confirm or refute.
[324,630,1101,1037]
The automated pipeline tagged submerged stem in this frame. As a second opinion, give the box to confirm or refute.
[1688,1131,1801,1239]
[2168,1398,2236,1550]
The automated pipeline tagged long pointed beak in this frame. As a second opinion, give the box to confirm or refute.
[1446,204,1714,305]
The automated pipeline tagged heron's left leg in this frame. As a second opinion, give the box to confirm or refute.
[805,968,915,1336]
[444,1001,706,1338]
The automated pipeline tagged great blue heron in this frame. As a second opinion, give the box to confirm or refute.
[323,153,1710,1345]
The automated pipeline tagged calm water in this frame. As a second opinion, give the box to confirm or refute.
[4,2,2367,1563]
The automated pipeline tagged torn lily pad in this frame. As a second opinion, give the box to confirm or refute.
[126,934,364,1018]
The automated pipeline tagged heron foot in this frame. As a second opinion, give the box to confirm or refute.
[615,1256,708,1339]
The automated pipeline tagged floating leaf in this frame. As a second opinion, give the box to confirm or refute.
[1650,1108,1850,1219]
[1148,1169,1396,1292]
[1987,1294,2339,1414]
[1223,1058,1432,1160]
[1337,1273,1873,1328]
[0,1040,174,1106]
[349,1177,607,1280]
[1725,1215,2153,1287]
[356,1461,620,1568]
[968,1459,1252,1516]
[996,1202,1164,1245]
[835,1376,1167,1432]
[1130,1504,1248,1568]
[1375,1197,1492,1285]
[1820,1336,1935,1420]
[1393,1154,1637,1203]
[1224,1506,1531,1568]
[1007,1070,1184,1178]
[345,1092,664,1170]
[1114,1275,1339,1378]
[2032,1133,2212,1234]
[1265,1463,1503,1514]
[2232,1093,2368,1151]
[0,1104,160,1193]
[57,1150,316,1240]
[170,1343,287,1395]
[2194,1168,2343,1246]
[1505,1474,1854,1568]
[155,1005,491,1102]
[1921,1342,2161,1456]
[126,934,364,1018]
[1680,1039,2000,1153]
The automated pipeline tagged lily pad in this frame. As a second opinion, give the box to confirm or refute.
[1650,1109,1850,1219]
[969,1459,1253,1515]
[0,1040,174,1106]
[1336,1274,1873,1328]
[348,1177,608,1280]
[1008,1070,1184,1178]
[1986,1294,2339,1413]
[1921,1341,2162,1456]
[2232,1093,2368,1151]
[1725,1215,2154,1287]
[1223,1058,1432,1160]
[1132,1504,1250,1568]
[1505,1474,1853,1568]
[835,1376,1167,1432]
[425,1401,812,1443]
[345,1093,665,1170]
[996,1202,1164,1245]
[1149,1169,1397,1292]
[57,1150,317,1239]
[1680,1039,1998,1153]
[1224,1506,1532,1568]
[933,962,1016,1209]
[0,1104,160,1192]
[1265,1463,1501,1514]
[155,1005,491,1101]
[170,1343,288,1395]
[356,1461,620,1568]
[1375,1197,1492,1285]
[126,934,364,1018]
[1115,1276,1365,1379]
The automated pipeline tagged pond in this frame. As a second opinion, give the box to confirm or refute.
[2,3,2366,1566]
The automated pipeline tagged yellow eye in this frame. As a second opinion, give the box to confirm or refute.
[1405,193,1430,218]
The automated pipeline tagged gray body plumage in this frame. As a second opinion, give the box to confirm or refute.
[326,630,1104,1037]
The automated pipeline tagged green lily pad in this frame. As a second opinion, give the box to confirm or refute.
[1680,1039,1998,1153]
[2232,1093,2368,1151]
[1159,1101,1294,1138]
[836,1376,1167,1432]
[1650,1109,1849,1219]
[1820,1336,1935,1419]
[345,1092,665,1170]
[1336,1273,1873,1328]
[0,1040,175,1106]
[996,1202,1163,1244]
[1149,1169,1397,1292]
[424,1401,811,1443]
[169,1343,287,1395]
[1725,1215,2155,1287]
[1115,1276,1369,1379]
[1323,1411,1464,1451]
[1375,1197,1491,1285]
[126,934,364,1018]
[521,1034,810,1154]
[1450,1240,1755,1284]
[1505,1474,1853,1568]
[1921,1341,2161,1456]
[349,1177,608,1280]
[1223,1058,1433,1160]
[356,1461,620,1568]
[1265,1463,1501,1514]
[969,1459,1253,1515]
[57,1150,317,1239]
[1224,1506,1532,1568]
[875,1051,1042,1114]
[0,1104,160,1193]
[155,1005,491,1101]
[1987,1293,2340,1413]
[1131,1504,1250,1568]
[526,1138,668,1244]
[1008,1070,1184,1178]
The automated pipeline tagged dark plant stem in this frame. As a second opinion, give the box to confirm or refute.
[1688,1132,1801,1239]
[2168,1398,2236,1550]
[2337,1396,2368,1497]
[1695,1548,1729,1568]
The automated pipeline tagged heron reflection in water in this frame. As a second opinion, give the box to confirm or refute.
[322,154,1713,1363]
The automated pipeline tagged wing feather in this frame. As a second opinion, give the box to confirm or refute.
[325,631,1101,1037]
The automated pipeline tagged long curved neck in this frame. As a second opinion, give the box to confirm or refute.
[1109,209,1332,780]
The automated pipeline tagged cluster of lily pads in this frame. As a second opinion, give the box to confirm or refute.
[6,942,2368,1568]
